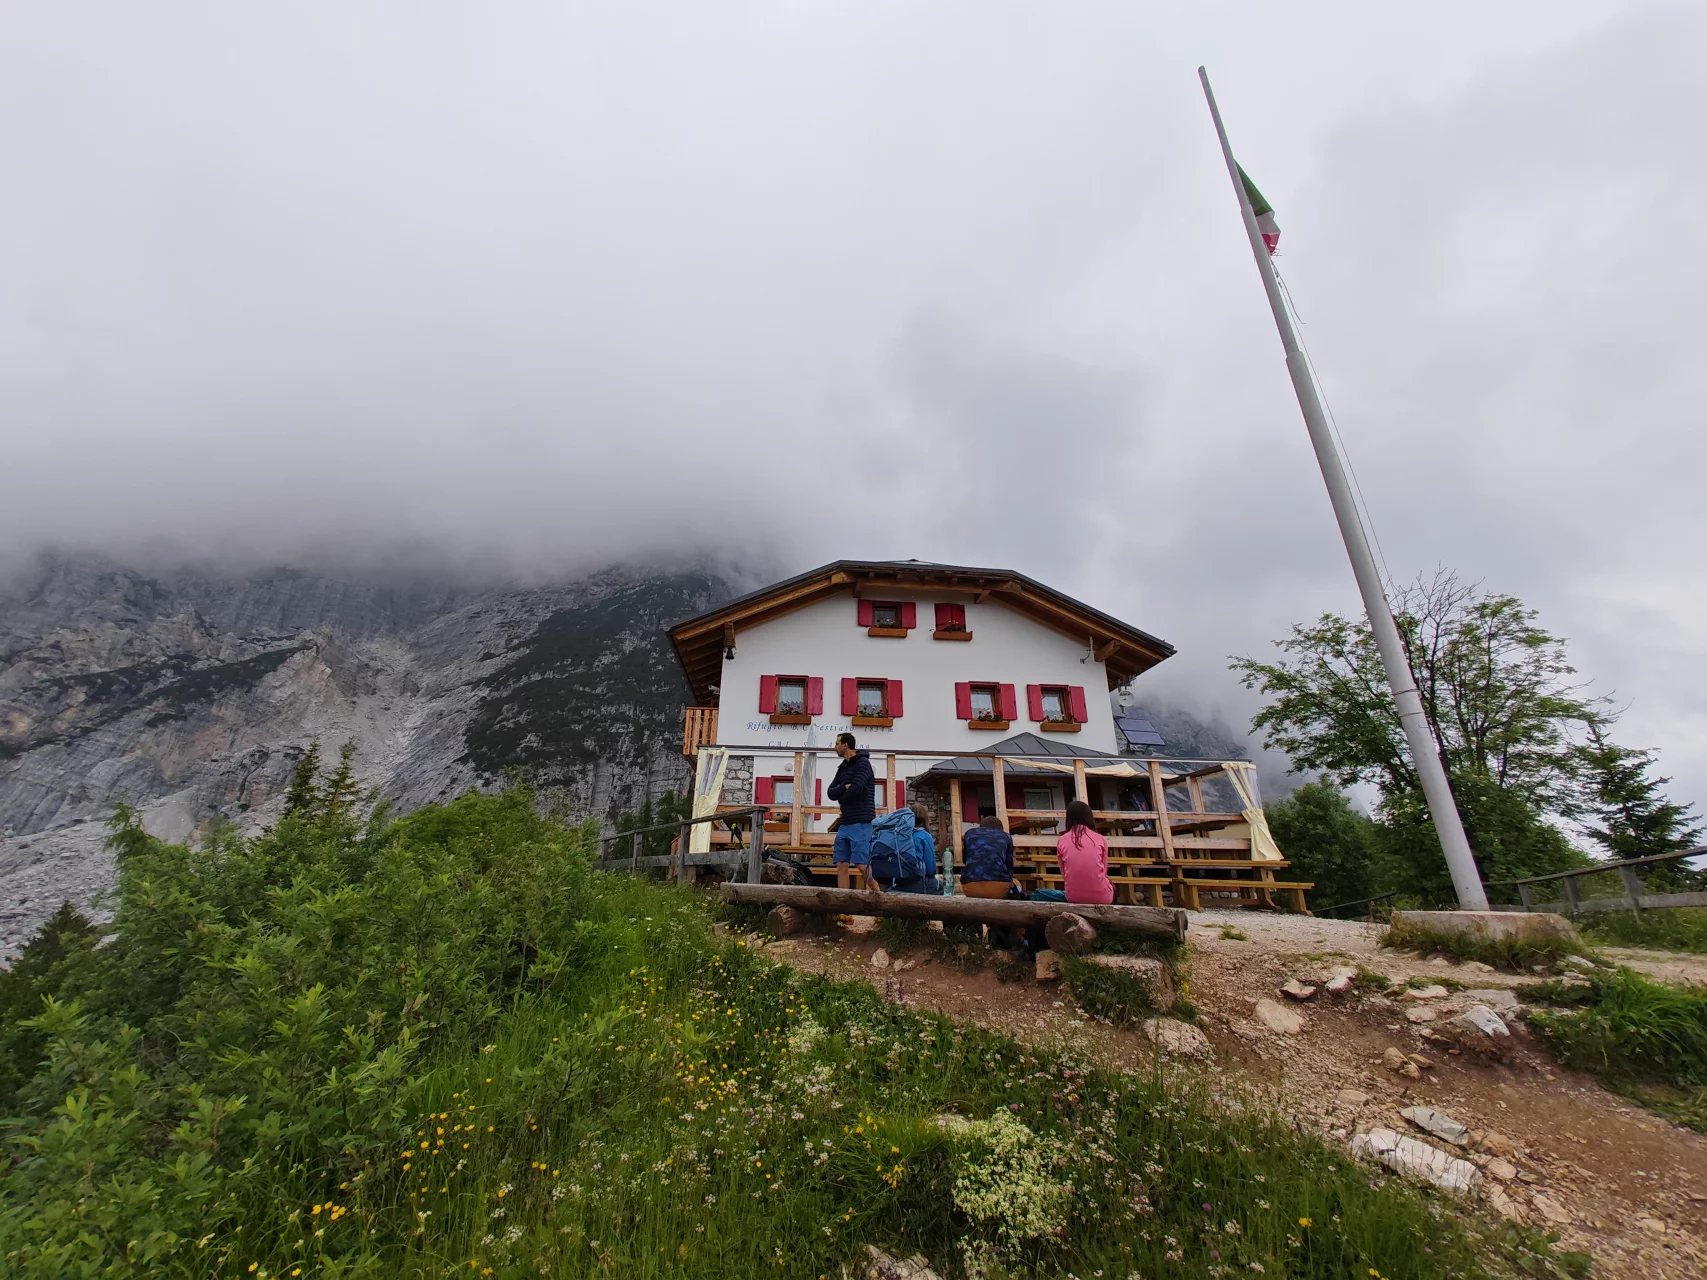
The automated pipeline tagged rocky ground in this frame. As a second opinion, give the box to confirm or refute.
[751,910,1707,1280]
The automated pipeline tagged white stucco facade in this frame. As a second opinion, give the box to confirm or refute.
[717,587,1118,766]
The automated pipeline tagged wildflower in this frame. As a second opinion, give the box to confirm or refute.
[1298,1217,1311,1228]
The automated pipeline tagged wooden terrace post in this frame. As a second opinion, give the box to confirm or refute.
[885,754,898,813]
[1148,760,1188,909]
[748,815,766,884]
[790,751,805,847]
[1187,774,1205,816]
[992,758,1009,830]
[1072,759,1089,804]
[948,777,964,895]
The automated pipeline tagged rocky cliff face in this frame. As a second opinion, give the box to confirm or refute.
[0,555,731,956]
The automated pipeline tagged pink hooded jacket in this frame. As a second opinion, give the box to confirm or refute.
[1057,825,1114,905]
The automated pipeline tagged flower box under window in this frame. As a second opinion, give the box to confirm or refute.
[842,677,902,727]
[1028,683,1089,730]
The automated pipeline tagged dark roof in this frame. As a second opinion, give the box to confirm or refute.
[668,559,1174,704]
[914,731,1126,780]
[1115,710,1167,749]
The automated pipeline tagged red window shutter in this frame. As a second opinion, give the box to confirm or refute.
[841,678,858,716]
[999,684,1018,721]
[857,600,874,627]
[895,780,906,809]
[1068,685,1089,723]
[755,777,774,804]
[815,778,822,806]
[954,682,973,719]
[887,679,903,717]
[962,791,981,822]
[1026,684,1044,721]
[1005,780,1026,812]
[807,677,824,715]
[900,602,916,629]
[935,602,965,629]
[758,674,778,714]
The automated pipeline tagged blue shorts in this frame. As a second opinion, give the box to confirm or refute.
[833,822,872,866]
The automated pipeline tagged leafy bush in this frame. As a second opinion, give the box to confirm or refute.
[0,777,1571,1278]
[1581,907,1707,955]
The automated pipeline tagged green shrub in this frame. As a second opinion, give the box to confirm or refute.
[1581,907,1707,955]
[0,776,1577,1279]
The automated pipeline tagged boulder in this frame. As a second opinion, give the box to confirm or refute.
[1035,950,1061,981]
[1253,998,1304,1035]
[1401,1105,1471,1147]
[1403,1005,1441,1024]
[1335,1088,1371,1108]
[870,948,892,970]
[767,904,805,936]
[1044,912,1098,956]
[1143,1018,1212,1059]
[1390,909,1577,945]
[1458,988,1519,1011]
[1085,954,1176,1008]
[1350,1128,1481,1193]
[1281,979,1317,1001]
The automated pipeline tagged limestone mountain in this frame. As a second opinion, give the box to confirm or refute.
[0,554,732,955]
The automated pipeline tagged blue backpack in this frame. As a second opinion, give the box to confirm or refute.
[869,808,922,884]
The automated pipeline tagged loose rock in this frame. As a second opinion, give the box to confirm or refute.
[1528,1192,1574,1226]
[1457,988,1519,1011]
[1143,1017,1212,1059]
[1485,1158,1517,1181]
[1561,954,1598,974]
[1485,1184,1524,1221]
[1448,1004,1510,1040]
[1324,967,1357,994]
[1034,950,1061,982]
[1254,998,1304,1034]
[870,948,891,970]
[1403,1005,1441,1024]
[1402,984,1451,1000]
[1335,1088,1371,1108]
[1401,1105,1471,1147]
[1281,978,1317,1001]
[1350,1127,1481,1192]
[857,1245,942,1280]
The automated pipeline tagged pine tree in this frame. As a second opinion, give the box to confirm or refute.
[1578,725,1705,890]
[283,741,323,818]
[318,741,362,830]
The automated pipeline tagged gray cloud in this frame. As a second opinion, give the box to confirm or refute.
[2,2,1702,814]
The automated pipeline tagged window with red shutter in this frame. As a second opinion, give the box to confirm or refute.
[856,600,875,627]
[841,678,858,716]
[899,602,916,629]
[1033,684,1086,732]
[767,675,812,723]
[863,600,909,635]
[852,678,893,725]
[758,674,778,714]
[962,682,1009,728]
[932,601,971,640]
[999,684,1018,721]
[1026,684,1045,721]
[955,682,973,719]
[887,679,903,717]
[754,777,774,804]
[1067,685,1089,723]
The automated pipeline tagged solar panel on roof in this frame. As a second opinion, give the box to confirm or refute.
[1116,714,1166,747]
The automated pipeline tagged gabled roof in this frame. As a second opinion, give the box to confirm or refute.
[915,731,1125,780]
[668,560,1174,704]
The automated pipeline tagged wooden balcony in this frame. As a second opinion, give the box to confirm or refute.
[681,707,719,759]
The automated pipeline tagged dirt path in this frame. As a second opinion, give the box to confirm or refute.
[756,914,1707,1280]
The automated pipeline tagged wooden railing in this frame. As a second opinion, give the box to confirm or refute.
[681,707,719,759]
[1490,846,1707,915]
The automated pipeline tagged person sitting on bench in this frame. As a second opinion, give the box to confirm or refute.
[1057,799,1114,906]
[959,816,1014,899]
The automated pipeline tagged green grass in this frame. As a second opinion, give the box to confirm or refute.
[1580,906,1707,955]
[0,779,1581,1279]
[1523,968,1707,1133]
[1381,917,1588,972]
[1058,955,1168,1026]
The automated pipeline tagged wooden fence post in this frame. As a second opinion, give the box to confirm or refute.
[1562,875,1582,912]
[948,777,963,894]
[1617,865,1646,913]
[1517,882,1534,911]
[790,751,805,847]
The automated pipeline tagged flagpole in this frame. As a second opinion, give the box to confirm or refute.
[1197,66,1489,912]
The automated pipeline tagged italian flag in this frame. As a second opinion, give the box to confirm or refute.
[1239,166,1280,254]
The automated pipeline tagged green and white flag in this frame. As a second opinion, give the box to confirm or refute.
[1239,166,1280,254]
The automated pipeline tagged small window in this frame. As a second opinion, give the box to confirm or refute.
[772,778,795,806]
[775,677,807,715]
[1022,786,1053,811]
[870,603,901,629]
[969,684,1000,719]
[1039,686,1069,721]
[856,680,887,716]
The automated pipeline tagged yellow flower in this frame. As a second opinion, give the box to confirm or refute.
[1298,1217,1312,1228]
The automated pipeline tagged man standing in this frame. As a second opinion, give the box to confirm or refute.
[827,732,876,890]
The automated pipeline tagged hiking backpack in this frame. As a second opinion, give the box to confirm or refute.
[867,808,922,884]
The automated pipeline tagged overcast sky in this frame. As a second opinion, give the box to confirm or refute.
[3,2,1704,816]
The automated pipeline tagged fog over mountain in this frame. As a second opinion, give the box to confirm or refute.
[4,4,1704,847]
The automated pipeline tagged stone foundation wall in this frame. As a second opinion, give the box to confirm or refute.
[717,755,754,806]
